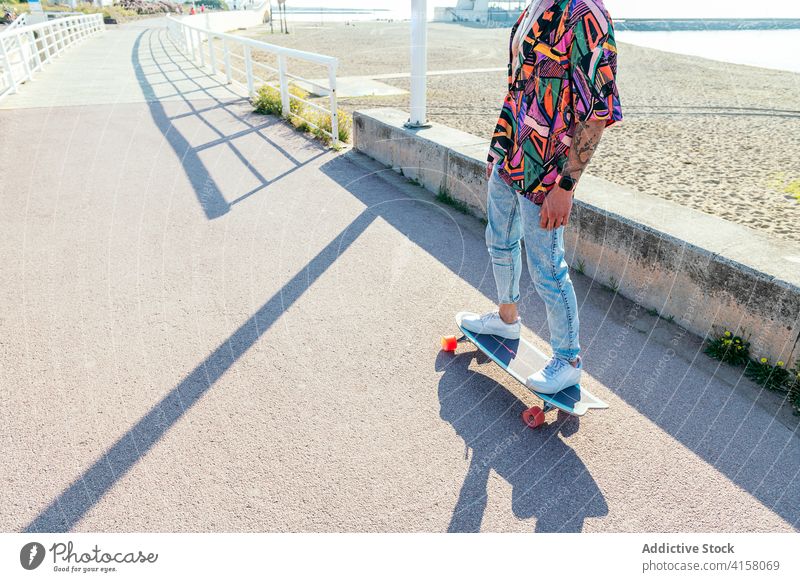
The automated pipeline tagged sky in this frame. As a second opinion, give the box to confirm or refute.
[282,0,800,19]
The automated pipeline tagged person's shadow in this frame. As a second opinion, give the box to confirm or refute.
[437,350,608,532]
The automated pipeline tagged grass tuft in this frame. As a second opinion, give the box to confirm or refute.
[436,185,470,215]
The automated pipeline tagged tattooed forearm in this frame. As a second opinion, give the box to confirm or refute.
[563,119,607,182]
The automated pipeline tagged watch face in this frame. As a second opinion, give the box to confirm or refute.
[559,176,575,191]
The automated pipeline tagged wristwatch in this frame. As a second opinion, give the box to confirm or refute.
[557,174,576,192]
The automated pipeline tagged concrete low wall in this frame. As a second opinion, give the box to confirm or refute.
[353,107,800,366]
[180,5,270,33]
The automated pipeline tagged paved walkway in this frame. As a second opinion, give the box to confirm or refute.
[1,19,798,533]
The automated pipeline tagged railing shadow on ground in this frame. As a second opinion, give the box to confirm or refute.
[21,25,348,533]
[129,26,328,220]
[23,205,381,533]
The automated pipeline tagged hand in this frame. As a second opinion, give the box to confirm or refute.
[486,162,494,181]
[539,186,574,230]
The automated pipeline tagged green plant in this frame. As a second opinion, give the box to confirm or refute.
[287,84,308,116]
[605,276,618,293]
[574,258,585,275]
[704,330,751,366]
[787,362,800,415]
[766,171,800,200]
[74,2,102,14]
[744,357,791,393]
[436,185,470,215]
[253,83,307,117]
[102,6,138,20]
[253,85,282,116]
[307,107,352,145]
[646,307,658,317]
[253,84,350,148]
[195,0,229,9]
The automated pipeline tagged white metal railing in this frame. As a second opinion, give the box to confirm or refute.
[166,15,339,146]
[1,12,28,34]
[0,13,104,100]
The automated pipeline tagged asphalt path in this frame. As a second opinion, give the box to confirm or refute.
[1,20,798,533]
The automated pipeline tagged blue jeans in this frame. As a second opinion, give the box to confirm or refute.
[485,164,580,361]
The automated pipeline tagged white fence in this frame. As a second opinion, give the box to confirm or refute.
[0,13,105,100]
[2,12,28,33]
[166,15,340,146]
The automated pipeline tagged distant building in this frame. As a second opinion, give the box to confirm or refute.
[434,1,524,25]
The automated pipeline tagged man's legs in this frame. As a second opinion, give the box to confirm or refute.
[457,164,523,339]
[463,165,581,392]
[485,165,523,315]
[517,196,581,365]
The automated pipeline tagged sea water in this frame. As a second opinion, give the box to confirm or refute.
[615,29,800,74]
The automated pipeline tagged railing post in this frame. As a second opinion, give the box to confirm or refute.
[28,30,42,72]
[244,45,254,97]
[15,33,32,83]
[197,29,205,67]
[43,27,54,63]
[56,22,65,56]
[188,26,195,61]
[278,54,289,117]
[328,62,338,147]
[223,37,232,84]
[207,31,216,74]
[0,38,17,94]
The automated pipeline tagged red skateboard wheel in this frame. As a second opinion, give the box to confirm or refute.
[441,335,458,352]
[522,406,546,429]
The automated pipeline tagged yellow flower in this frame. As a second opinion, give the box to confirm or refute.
[760,357,768,363]
[777,361,784,367]
[724,331,731,337]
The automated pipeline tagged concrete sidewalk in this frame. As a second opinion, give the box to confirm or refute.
[0,20,798,533]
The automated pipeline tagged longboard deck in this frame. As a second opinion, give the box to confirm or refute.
[456,315,608,417]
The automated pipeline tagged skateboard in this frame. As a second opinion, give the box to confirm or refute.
[441,313,608,429]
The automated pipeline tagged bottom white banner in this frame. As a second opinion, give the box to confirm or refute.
[1,533,798,581]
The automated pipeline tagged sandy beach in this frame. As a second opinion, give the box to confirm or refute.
[236,21,800,244]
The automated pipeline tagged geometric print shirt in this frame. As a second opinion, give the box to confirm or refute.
[488,0,623,205]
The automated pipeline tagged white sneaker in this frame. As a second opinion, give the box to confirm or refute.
[456,311,520,340]
[526,355,582,395]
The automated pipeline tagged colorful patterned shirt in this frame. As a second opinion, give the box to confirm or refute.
[488,0,623,205]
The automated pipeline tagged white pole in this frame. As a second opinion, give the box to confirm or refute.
[406,0,429,128]
[278,54,290,117]
[244,45,254,96]
[328,61,338,147]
